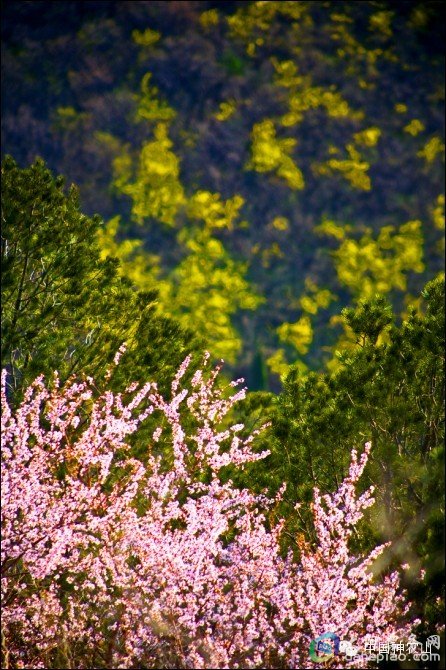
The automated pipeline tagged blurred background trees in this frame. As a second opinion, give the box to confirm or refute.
[2,0,444,388]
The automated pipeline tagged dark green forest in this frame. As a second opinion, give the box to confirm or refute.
[1,1,445,667]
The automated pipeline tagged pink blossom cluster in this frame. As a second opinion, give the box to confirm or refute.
[1,356,417,668]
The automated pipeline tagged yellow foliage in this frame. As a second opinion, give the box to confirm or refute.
[394,103,408,113]
[369,11,394,38]
[227,1,309,46]
[271,216,289,231]
[432,195,445,230]
[321,91,355,118]
[96,217,160,291]
[110,102,263,363]
[261,243,285,268]
[114,123,185,226]
[409,5,430,29]
[132,28,161,48]
[314,219,348,240]
[272,59,363,126]
[248,120,305,189]
[276,315,313,355]
[112,150,133,194]
[199,9,219,29]
[417,136,445,164]
[325,316,360,374]
[315,155,371,190]
[164,228,263,362]
[96,215,262,363]
[299,296,318,315]
[137,73,176,123]
[299,296,317,315]
[277,156,305,189]
[353,127,381,147]
[55,106,78,120]
[271,59,300,88]
[401,293,424,321]
[300,279,335,314]
[187,191,244,230]
[404,119,425,136]
[332,220,424,299]
[214,100,237,121]
[266,348,290,377]
[56,106,77,119]
[53,106,87,131]
[329,11,396,79]
[330,13,353,24]
[315,133,376,190]
[325,309,392,373]
[266,348,309,377]
[227,5,271,41]
[314,123,384,189]
[93,131,122,154]
[250,120,293,169]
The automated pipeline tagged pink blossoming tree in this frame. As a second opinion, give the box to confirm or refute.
[1,353,418,668]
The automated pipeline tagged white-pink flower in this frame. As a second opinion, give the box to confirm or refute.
[1,356,421,669]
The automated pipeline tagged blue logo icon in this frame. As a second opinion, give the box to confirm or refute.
[309,632,340,663]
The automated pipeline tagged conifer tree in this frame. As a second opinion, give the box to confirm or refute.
[1,156,202,401]
[264,275,445,633]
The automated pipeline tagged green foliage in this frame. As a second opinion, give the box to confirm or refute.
[1,157,201,400]
[96,215,160,291]
[342,296,393,344]
[264,275,445,628]
[311,217,426,372]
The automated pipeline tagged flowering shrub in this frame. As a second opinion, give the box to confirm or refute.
[2,354,416,668]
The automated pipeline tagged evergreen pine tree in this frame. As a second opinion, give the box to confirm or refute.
[267,276,444,633]
[1,156,202,402]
